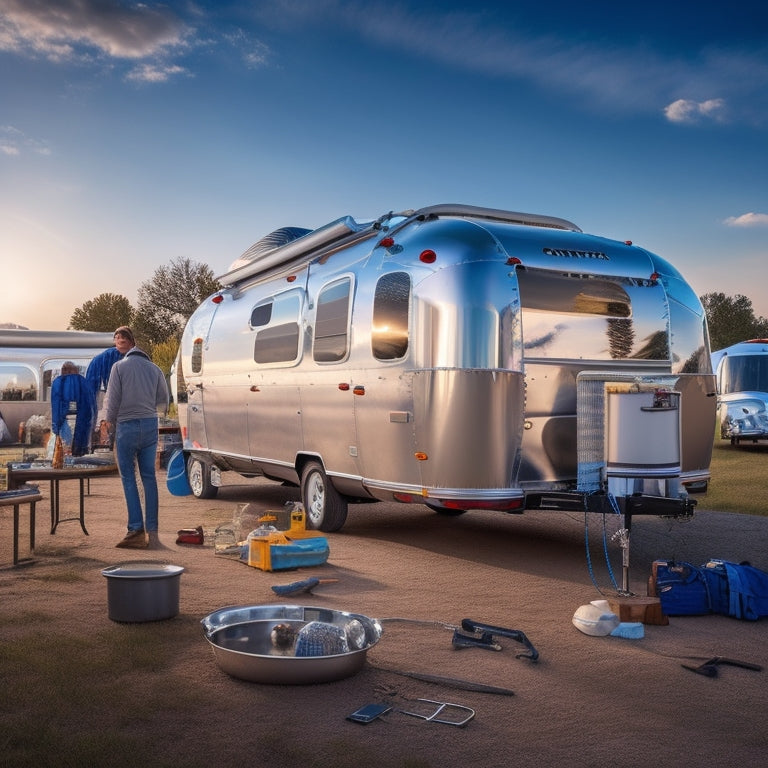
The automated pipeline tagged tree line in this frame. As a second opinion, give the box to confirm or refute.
[68,257,768,373]
[68,257,220,374]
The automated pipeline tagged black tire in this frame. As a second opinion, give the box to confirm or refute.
[426,502,467,516]
[187,456,218,499]
[300,461,348,532]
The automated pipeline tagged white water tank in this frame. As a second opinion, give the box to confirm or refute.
[606,390,681,477]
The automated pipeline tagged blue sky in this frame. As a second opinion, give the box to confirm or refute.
[1,0,767,331]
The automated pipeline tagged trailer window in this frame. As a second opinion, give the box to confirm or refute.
[252,292,302,364]
[314,278,351,363]
[518,269,669,361]
[719,355,768,395]
[191,338,204,374]
[0,365,38,401]
[372,272,410,360]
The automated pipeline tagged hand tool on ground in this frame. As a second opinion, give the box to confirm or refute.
[452,629,502,651]
[681,656,763,677]
[461,619,539,661]
[370,664,515,696]
[270,576,339,596]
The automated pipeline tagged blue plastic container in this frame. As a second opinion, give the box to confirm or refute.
[166,449,192,496]
[244,535,330,571]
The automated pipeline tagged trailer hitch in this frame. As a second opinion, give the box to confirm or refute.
[459,619,539,662]
[681,656,763,678]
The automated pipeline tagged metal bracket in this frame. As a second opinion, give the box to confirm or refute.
[399,699,475,727]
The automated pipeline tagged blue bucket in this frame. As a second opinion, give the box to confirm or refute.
[166,449,192,496]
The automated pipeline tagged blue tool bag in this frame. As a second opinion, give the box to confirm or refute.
[652,559,768,620]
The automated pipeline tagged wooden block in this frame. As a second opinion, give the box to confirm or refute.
[607,595,669,626]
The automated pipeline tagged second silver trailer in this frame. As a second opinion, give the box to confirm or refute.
[177,204,716,532]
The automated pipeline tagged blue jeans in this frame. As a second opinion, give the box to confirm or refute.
[115,418,159,532]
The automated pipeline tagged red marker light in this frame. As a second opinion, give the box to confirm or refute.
[286,275,296,282]
[650,272,660,281]
[625,240,633,246]
[506,256,522,265]
[212,295,224,304]
[419,249,437,263]
[379,237,394,248]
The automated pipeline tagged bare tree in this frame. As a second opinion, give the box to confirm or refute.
[133,258,221,346]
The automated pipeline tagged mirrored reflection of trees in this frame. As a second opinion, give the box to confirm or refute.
[607,318,635,359]
[633,330,670,360]
[679,346,707,373]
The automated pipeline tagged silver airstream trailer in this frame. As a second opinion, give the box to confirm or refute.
[0,330,114,449]
[711,339,768,444]
[177,204,716,532]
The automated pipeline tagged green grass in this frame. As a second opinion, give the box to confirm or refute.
[704,440,768,516]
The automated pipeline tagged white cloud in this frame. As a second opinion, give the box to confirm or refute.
[664,98,726,123]
[125,63,186,83]
[243,41,271,69]
[0,0,187,61]
[223,29,272,69]
[0,124,50,156]
[256,1,768,125]
[724,212,768,227]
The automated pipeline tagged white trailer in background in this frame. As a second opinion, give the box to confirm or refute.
[711,338,768,444]
[0,330,114,448]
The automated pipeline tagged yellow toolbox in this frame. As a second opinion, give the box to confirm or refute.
[245,508,329,571]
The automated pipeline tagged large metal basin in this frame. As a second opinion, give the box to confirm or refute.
[201,604,382,684]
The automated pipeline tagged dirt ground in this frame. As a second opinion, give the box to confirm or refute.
[1,468,767,767]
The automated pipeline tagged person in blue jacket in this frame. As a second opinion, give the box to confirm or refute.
[50,362,97,457]
[86,342,125,445]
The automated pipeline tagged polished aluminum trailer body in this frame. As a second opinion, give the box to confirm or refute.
[711,339,768,444]
[177,204,716,531]
[0,330,114,442]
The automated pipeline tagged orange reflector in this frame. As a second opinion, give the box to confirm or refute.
[353,386,365,396]
[414,452,428,461]
[338,383,350,391]
[287,275,296,282]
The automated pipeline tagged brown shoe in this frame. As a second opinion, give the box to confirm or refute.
[115,529,147,548]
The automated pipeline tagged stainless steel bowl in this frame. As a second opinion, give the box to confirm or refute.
[201,604,382,684]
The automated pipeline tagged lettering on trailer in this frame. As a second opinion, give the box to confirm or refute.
[542,247,609,260]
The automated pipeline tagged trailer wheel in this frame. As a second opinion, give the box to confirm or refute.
[301,461,348,532]
[187,456,218,499]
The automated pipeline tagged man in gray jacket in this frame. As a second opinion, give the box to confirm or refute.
[104,326,169,549]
